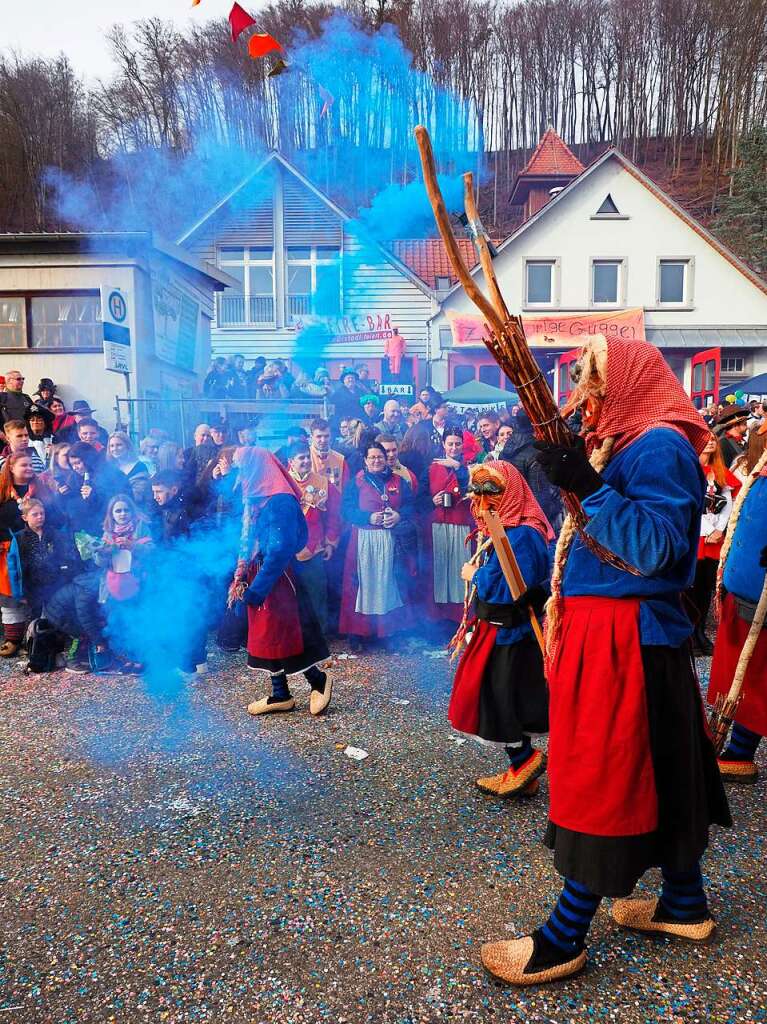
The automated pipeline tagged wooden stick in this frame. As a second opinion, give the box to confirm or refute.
[709,573,767,753]
[477,502,546,655]
[462,173,510,322]
[414,126,506,337]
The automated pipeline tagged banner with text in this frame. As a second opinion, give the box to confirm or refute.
[448,307,646,348]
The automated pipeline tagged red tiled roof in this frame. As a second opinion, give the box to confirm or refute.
[391,238,490,289]
[520,127,584,177]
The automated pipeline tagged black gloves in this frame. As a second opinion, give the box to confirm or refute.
[760,545,767,569]
[515,584,548,613]
[533,437,604,500]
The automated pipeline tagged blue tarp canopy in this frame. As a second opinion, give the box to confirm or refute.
[442,380,518,405]
[719,372,767,399]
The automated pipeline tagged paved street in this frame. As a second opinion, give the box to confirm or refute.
[0,641,764,1023]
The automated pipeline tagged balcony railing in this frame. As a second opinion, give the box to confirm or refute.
[217,293,275,326]
[287,294,311,322]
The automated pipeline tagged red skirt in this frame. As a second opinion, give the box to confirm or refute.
[449,620,497,734]
[449,620,548,742]
[547,597,657,837]
[246,564,303,661]
[708,593,767,736]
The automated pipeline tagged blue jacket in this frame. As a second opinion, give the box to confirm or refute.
[723,475,767,605]
[562,428,705,646]
[474,524,552,644]
[244,493,308,607]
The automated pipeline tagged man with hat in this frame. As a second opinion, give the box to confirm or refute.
[33,378,57,408]
[332,367,365,425]
[714,405,749,467]
[24,403,55,466]
[0,370,32,424]
[59,401,108,447]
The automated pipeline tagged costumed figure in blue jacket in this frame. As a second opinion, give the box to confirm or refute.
[228,447,332,718]
[481,337,731,987]
[448,459,552,798]
[708,425,767,782]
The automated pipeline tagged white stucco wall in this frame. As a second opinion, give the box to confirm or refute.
[431,153,767,387]
[0,249,218,433]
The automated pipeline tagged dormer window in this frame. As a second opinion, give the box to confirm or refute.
[435,275,452,291]
[594,194,622,217]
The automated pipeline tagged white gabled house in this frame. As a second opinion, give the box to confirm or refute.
[178,152,436,395]
[430,130,767,406]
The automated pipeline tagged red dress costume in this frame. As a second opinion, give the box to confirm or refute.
[543,339,729,896]
[339,469,415,638]
[232,448,329,674]
[423,462,474,622]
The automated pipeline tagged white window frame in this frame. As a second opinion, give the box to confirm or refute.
[721,356,745,374]
[435,275,452,291]
[590,258,625,308]
[285,245,343,323]
[656,257,694,308]
[524,259,559,309]
[217,246,276,327]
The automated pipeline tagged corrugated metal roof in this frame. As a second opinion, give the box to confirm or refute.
[647,327,767,348]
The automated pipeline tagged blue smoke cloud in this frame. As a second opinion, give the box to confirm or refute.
[46,13,478,248]
[41,14,482,765]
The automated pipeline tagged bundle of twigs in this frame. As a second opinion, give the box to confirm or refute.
[415,125,637,571]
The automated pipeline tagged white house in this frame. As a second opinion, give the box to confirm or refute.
[430,129,767,406]
[0,232,232,435]
[178,152,437,399]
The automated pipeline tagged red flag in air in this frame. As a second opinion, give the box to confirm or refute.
[229,2,257,42]
[248,32,284,58]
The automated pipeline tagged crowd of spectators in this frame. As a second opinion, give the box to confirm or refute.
[0,359,764,674]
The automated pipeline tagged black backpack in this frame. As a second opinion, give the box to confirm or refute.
[26,618,62,673]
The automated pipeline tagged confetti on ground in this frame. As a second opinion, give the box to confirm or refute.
[0,638,764,1023]
[343,745,370,761]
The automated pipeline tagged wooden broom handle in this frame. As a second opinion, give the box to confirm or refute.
[462,172,511,323]
[414,126,505,337]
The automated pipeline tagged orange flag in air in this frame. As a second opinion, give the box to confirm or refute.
[248,32,284,58]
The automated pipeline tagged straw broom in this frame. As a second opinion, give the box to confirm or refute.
[415,125,640,575]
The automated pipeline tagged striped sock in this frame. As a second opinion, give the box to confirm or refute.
[506,736,533,771]
[3,621,26,646]
[722,722,761,763]
[659,864,709,921]
[540,879,601,955]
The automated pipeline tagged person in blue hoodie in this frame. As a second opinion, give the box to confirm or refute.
[480,337,730,987]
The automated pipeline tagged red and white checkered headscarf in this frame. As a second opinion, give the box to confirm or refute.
[592,339,711,457]
[470,460,554,541]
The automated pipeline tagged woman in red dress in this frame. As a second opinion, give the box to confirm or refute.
[339,441,415,640]
[229,447,331,717]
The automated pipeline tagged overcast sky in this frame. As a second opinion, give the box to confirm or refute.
[3,0,266,82]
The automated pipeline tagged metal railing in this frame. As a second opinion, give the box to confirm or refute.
[287,294,311,320]
[217,293,275,326]
[115,395,332,449]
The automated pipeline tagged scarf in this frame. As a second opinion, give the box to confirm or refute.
[469,460,553,541]
[584,338,711,457]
